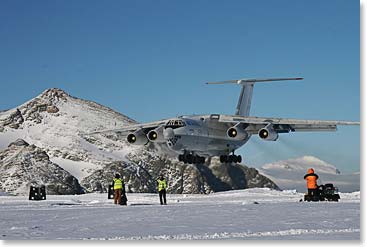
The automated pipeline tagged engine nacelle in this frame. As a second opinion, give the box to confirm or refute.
[147,125,166,142]
[227,126,248,140]
[258,124,279,141]
[126,129,148,145]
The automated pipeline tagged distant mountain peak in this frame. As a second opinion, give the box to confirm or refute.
[262,155,337,173]
[38,88,69,103]
[298,155,328,165]
[41,88,68,96]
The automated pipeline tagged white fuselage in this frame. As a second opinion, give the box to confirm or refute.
[163,116,250,157]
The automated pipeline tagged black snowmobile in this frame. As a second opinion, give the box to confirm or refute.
[304,183,340,202]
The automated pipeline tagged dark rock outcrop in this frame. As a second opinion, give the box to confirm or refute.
[0,139,84,195]
[8,139,29,148]
[81,150,279,194]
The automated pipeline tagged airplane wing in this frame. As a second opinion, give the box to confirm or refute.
[85,119,168,136]
[218,115,359,134]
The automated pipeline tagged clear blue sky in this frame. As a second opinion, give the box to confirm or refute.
[0,0,360,172]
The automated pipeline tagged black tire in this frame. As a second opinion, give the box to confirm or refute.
[237,155,242,163]
[178,154,183,162]
[187,155,193,164]
[200,157,205,164]
[228,155,234,163]
[220,155,225,163]
[233,155,238,163]
[193,155,199,164]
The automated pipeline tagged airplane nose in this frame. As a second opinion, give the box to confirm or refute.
[163,127,175,139]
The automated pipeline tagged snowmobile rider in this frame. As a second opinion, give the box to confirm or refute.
[304,168,319,197]
[157,174,167,205]
[112,173,124,205]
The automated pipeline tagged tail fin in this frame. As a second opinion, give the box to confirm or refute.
[206,77,303,116]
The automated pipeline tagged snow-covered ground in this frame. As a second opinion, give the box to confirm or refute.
[0,188,359,240]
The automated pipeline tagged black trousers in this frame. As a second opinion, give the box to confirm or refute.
[308,188,318,196]
[159,189,167,205]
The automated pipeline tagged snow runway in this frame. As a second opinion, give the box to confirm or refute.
[0,189,360,240]
[105,228,360,240]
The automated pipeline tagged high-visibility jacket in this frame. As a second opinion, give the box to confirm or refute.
[113,178,123,190]
[157,178,167,192]
[304,169,318,189]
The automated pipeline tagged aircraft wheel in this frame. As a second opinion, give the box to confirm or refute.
[232,155,238,163]
[228,155,234,163]
[237,155,242,163]
[187,155,193,164]
[220,155,225,163]
[182,154,188,164]
[200,157,205,164]
[178,154,184,162]
[224,155,229,163]
[193,155,199,164]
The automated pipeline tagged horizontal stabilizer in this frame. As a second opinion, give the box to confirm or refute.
[206,76,303,116]
[206,77,303,85]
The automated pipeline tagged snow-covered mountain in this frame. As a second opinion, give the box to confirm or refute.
[0,88,278,195]
[258,156,359,193]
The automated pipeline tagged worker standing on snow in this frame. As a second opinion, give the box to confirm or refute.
[304,168,319,197]
[157,174,167,205]
[112,173,124,205]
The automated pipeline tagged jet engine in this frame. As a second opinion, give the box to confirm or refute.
[258,124,279,141]
[147,125,166,142]
[126,129,148,145]
[227,126,248,140]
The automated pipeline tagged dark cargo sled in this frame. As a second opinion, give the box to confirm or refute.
[304,184,340,202]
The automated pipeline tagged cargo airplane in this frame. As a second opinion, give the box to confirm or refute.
[89,77,359,165]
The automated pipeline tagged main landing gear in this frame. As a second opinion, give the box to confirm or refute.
[219,154,242,163]
[178,153,206,164]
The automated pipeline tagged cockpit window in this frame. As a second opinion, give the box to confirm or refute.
[165,119,186,129]
[185,119,200,126]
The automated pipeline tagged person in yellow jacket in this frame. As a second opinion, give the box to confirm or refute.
[112,173,124,205]
[157,174,167,205]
